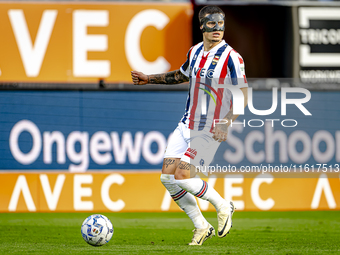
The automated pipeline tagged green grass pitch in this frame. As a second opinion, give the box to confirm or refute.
[0,211,339,254]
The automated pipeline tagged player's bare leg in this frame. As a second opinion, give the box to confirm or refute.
[160,158,211,245]
[175,161,235,238]
[161,158,180,175]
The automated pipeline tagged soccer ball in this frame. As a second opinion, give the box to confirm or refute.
[81,214,114,246]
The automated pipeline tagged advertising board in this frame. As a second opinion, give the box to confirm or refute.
[0,2,192,83]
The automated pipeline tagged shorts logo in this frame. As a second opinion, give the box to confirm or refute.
[199,159,204,166]
[184,148,197,159]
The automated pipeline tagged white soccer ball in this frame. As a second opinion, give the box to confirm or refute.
[81,214,114,246]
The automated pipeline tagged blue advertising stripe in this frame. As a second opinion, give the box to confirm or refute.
[0,91,188,170]
[1,90,340,171]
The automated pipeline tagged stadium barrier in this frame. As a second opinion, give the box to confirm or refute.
[1,172,339,212]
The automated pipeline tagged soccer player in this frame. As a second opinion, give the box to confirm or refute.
[131,5,248,245]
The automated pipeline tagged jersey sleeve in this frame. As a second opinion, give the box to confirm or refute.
[228,51,247,87]
[180,47,193,78]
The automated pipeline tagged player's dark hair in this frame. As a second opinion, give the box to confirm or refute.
[198,6,225,23]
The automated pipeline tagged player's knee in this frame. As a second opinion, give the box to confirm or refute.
[174,161,194,180]
[174,170,189,180]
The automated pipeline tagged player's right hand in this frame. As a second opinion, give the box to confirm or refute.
[131,71,148,85]
[212,123,228,142]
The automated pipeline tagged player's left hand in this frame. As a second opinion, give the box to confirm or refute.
[131,71,148,85]
[212,123,228,142]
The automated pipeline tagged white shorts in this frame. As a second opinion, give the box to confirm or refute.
[164,122,220,168]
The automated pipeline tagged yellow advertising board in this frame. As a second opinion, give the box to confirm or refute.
[1,172,339,212]
[0,2,192,83]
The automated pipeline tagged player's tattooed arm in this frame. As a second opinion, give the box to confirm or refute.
[148,70,189,85]
[131,70,188,85]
